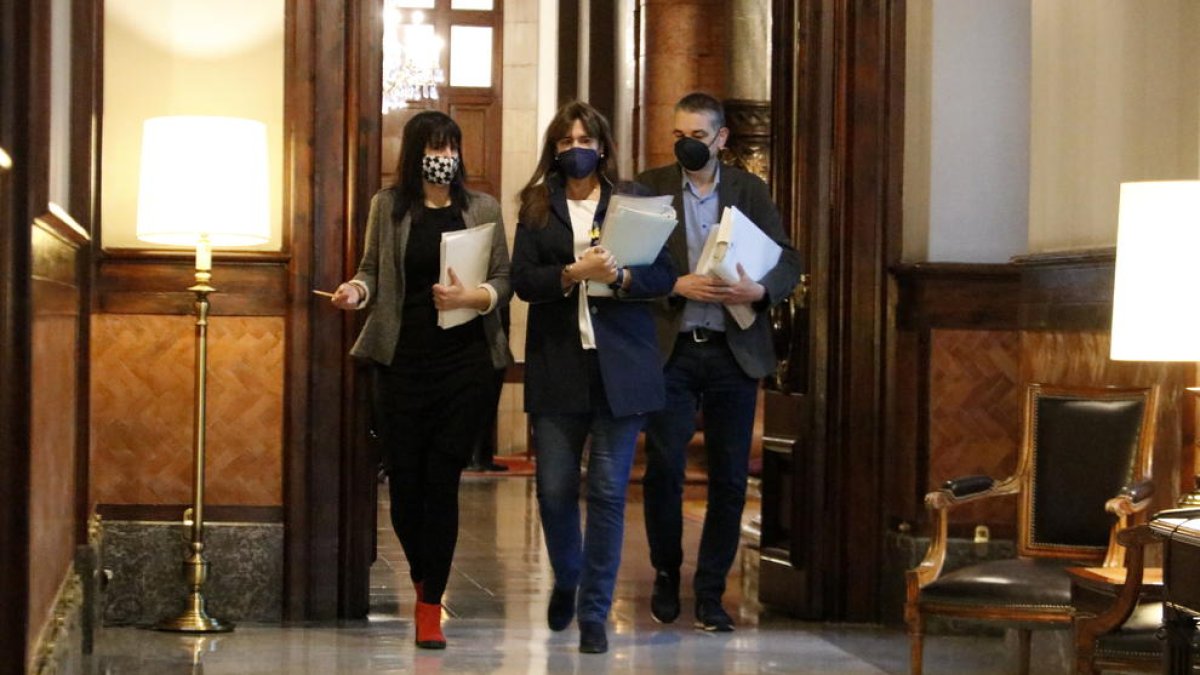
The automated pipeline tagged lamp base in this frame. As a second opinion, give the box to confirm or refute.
[154,592,234,633]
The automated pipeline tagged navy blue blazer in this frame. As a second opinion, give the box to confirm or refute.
[512,178,677,417]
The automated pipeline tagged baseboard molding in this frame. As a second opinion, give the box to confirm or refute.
[28,563,83,675]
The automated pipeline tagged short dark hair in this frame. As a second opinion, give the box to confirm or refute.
[675,92,725,130]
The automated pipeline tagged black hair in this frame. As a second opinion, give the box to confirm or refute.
[674,91,726,130]
[391,110,470,223]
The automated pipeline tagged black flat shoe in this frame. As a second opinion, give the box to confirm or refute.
[650,569,680,624]
[578,621,608,654]
[694,598,734,632]
[547,587,575,631]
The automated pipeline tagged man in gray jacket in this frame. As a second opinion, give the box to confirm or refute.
[636,92,802,632]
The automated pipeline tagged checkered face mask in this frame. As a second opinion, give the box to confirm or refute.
[421,154,459,185]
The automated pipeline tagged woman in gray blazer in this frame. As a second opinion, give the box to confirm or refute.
[330,111,511,649]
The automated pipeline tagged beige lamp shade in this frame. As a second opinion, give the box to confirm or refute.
[136,116,271,247]
[1110,180,1200,361]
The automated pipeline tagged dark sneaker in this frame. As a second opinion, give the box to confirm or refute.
[694,598,734,632]
[650,569,680,624]
[547,587,575,631]
[578,620,608,654]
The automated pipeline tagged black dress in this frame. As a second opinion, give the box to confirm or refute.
[376,204,493,466]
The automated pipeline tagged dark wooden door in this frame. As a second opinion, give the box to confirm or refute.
[379,0,504,196]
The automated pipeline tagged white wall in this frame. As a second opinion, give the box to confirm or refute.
[1028,0,1200,253]
[905,0,1200,261]
[903,0,1030,263]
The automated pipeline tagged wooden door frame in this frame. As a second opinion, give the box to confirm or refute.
[765,0,905,621]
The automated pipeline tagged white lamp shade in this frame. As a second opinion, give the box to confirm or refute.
[1110,180,1200,361]
[136,116,271,247]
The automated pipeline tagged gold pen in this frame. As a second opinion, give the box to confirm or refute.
[311,290,335,298]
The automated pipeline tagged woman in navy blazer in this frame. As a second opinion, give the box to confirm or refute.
[512,101,675,654]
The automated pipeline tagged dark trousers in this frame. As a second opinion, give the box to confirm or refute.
[375,354,492,603]
[642,334,759,602]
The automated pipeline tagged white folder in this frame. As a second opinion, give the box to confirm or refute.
[438,221,496,329]
[695,205,782,329]
[586,194,677,297]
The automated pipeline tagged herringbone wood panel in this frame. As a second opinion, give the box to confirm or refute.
[91,315,284,505]
[929,329,1022,529]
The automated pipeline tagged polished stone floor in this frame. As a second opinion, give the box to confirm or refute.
[89,477,1039,674]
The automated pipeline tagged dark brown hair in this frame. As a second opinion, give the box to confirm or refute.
[517,100,617,228]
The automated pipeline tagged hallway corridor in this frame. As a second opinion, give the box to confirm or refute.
[88,477,1019,673]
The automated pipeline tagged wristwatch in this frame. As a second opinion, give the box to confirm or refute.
[607,267,625,290]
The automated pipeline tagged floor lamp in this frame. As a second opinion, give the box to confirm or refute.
[135,116,271,632]
[1110,179,1200,506]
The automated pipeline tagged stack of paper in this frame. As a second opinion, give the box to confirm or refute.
[587,194,677,297]
[695,206,782,328]
[438,221,496,328]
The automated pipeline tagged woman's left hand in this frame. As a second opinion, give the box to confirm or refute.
[433,267,490,311]
[433,268,469,310]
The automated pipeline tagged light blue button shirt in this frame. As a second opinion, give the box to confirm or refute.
[680,167,725,333]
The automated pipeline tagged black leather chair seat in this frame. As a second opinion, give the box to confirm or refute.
[1094,602,1163,661]
[921,558,1075,610]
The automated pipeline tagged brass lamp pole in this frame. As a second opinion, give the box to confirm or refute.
[156,237,230,633]
[135,116,270,634]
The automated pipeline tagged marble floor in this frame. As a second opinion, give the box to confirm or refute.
[89,476,1045,674]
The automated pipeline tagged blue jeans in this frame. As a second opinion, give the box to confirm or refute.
[534,408,645,624]
[643,336,759,602]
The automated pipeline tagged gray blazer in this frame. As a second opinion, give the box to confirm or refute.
[349,188,513,369]
[636,164,802,380]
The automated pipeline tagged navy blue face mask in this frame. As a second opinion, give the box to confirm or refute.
[556,147,601,179]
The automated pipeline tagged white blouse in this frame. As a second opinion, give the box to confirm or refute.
[566,198,599,350]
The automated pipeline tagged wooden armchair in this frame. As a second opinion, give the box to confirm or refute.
[905,384,1158,675]
[1071,523,1163,674]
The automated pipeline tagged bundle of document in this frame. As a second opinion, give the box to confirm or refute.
[438,221,496,328]
[695,205,782,329]
[586,194,677,297]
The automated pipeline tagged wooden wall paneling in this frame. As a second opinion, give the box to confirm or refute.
[283,0,357,621]
[96,258,289,316]
[341,0,382,620]
[832,0,906,622]
[0,26,32,669]
[1016,249,1116,331]
[283,0,317,621]
[70,0,100,545]
[28,214,86,658]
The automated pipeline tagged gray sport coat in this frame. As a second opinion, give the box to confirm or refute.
[349,188,513,369]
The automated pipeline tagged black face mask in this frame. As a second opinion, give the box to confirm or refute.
[556,147,601,179]
[674,136,717,172]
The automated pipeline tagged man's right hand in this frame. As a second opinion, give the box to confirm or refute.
[331,282,361,310]
[673,273,731,303]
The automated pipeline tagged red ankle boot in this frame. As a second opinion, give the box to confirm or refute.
[415,601,446,649]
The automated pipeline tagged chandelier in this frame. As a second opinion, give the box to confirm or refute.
[382,4,444,113]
